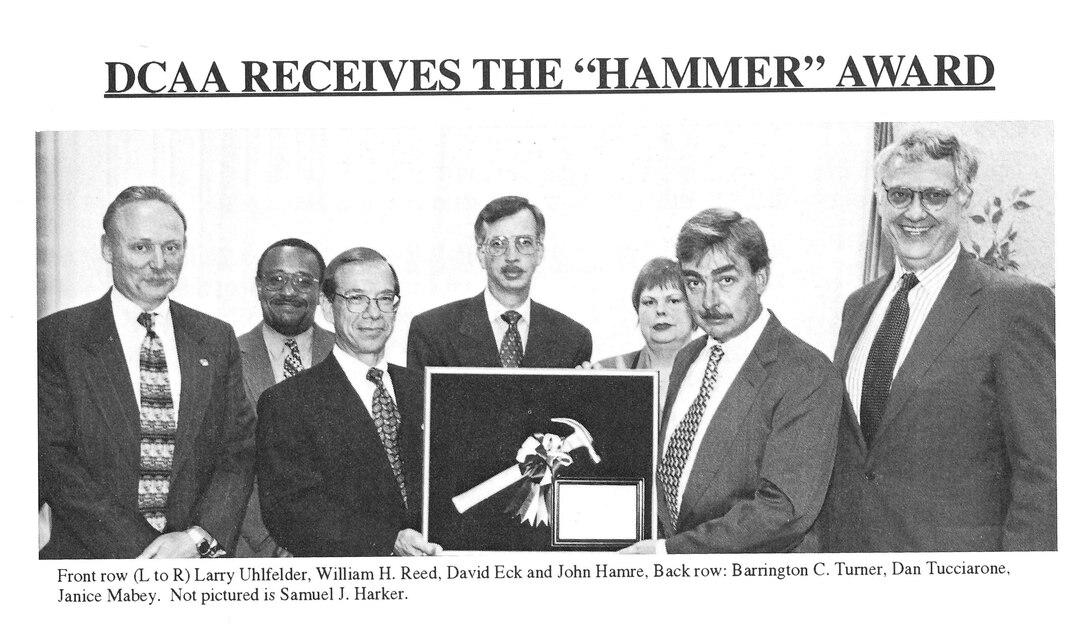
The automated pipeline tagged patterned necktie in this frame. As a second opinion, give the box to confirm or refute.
[283,338,303,378]
[659,344,724,531]
[499,310,524,368]
[859,272,920,445]
[136,312,176,532]
[366,368,407,507]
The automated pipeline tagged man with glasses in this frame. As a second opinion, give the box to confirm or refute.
[824,129,1056,551]
[39,186,253,559]
[407,195,592,370]
[257,247,441,556]
[235,238,334,557]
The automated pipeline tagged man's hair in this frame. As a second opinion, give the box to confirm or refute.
[321,247,400,299]
[675,208,771,274]
[631,257,685,311]
[256,238,326,279]
[102,186,187,237]
[875,129,979,188]
[473,196,546,244]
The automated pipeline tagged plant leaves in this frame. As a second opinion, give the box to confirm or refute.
[984,204,991,216]
[992,209,1003,224]
[1013,200,1031,210]
[1020,189,1035,197]
[993,197,1002,208]
[1008,231,1018,241]
[970,215,987,224]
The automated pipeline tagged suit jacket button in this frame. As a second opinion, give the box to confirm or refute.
[863,471,876,481]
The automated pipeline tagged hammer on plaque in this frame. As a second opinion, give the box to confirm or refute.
[451,417,602,514]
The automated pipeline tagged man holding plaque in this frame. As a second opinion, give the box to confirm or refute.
[406,195,592,369]
[621,209,841,553]
[257,247,441,557]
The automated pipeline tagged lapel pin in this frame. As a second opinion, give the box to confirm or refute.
[199,358,210,367]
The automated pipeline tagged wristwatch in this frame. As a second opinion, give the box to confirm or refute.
[187,527,214,557]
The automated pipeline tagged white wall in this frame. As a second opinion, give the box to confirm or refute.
[37,123,874,361]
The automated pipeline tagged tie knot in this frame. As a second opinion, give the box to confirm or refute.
[366,367,384,385]
[285,338,298,349]
[708,343,725,363]
[900,272,920,291]
[137,312,155,331]
[501,310,522,326]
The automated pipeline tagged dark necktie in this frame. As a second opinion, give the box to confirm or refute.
[136,312,176,532]
[366,368,407,507]
[859,273,920,445]
[499,310,523,368]
[659,344,724,531]
[283,338,303,378]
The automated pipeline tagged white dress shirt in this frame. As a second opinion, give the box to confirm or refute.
[483,288,531,352]
[845,244,960,421]
[262,324,315,384]
[111,288,181,412]
[332,346,398,408]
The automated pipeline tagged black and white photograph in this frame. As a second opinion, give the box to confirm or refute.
[8,2,1084,623]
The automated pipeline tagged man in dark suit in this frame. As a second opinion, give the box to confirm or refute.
[407,196,592,369]
[825,130,1056,552]
[258,247,441,557]
[39,185,254,559]
[621,209,841,553]
[235,238,335,557]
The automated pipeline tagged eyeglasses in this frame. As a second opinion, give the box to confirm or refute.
[479,235,541,256]
[334,292,400,313]
[881,182,960,211]
[259,273,320,292]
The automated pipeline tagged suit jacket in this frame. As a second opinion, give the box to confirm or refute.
[38,291,255,559]
[406,292,592,369]
[658,313,842,553]
[257,355,425,557]
[234,322,335,557]
[825,251,1056,552]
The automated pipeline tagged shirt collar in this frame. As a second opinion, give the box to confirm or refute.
[706,305,771,356]
[111,287,171,326]
[483,288,532,325]
[262,323,314,355]
[332,344,388,377]
[893,242,960,293]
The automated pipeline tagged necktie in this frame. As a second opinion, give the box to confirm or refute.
[499,310,523,368]
[859,273,920,445]
[659,344,724,531]
[283,338,303,378]
[366,368,407,507]
[136,312,176,532]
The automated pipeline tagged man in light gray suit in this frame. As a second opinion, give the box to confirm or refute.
[235,238,335,557]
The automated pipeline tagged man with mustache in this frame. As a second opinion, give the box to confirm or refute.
[824,130,1056,551]
[234,239,335,557]
[621,209,841,553]
[39,185,254,559]
[258,247,441,556]
[407,196,592,370]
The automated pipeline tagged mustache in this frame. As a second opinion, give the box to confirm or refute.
[699,309,732,321]
[271,296,308,306]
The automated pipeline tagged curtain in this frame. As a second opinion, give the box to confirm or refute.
[862,122,895,283]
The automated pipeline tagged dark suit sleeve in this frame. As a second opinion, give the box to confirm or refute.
[191,333,256,552]
[666,365,842,553]
[407,315,437,370]
[38,321,160,558]
[997,283,1056,550]
[573,326,593,367]
[257,390,401,557]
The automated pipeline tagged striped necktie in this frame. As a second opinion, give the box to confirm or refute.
[136,312,176,532]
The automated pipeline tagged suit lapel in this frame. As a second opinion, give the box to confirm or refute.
[833,274,892,456]
[874,252,983,443]
[238,324,275,397]
[457,292,502,367]
[522,301,551,367]
[170,303,213,476]
[677,317,777,526]
[311,325,336,364]
[79,293,141,466]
